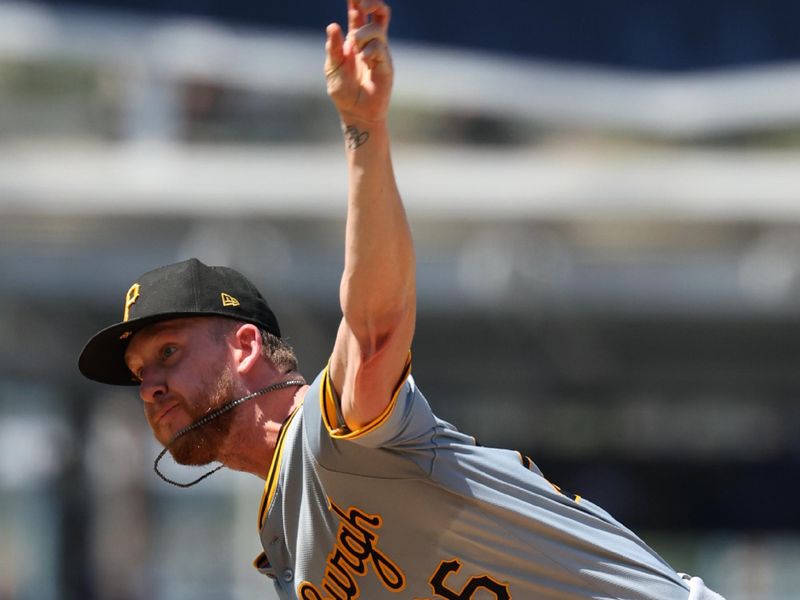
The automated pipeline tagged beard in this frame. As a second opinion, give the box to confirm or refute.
[168,363,246,466]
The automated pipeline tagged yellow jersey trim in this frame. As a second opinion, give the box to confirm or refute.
[321,353,412,440]
[252,551,271,573]
[257,404,302,530]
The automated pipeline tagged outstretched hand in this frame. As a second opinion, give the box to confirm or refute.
[325,0,393,125]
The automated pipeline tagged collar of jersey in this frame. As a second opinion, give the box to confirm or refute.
[257,403,303,530]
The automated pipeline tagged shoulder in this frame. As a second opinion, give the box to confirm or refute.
[302,364,439,457]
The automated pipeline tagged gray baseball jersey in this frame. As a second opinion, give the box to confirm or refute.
[254,362,691,600]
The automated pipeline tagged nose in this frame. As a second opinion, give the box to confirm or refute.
[139,367,167,405]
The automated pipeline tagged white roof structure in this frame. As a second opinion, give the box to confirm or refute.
[0,1,799,221]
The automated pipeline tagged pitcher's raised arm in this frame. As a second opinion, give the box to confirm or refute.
[325,0,415,434]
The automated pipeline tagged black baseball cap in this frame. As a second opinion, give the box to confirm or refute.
[79,258,281,386]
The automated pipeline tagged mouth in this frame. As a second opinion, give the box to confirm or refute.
[154,402,180,425]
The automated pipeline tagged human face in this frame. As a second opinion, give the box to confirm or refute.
[124,318,246,465]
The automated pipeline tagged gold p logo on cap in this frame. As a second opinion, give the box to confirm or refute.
[123,283,141,322]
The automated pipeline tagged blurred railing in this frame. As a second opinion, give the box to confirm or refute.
[1,4,799,600]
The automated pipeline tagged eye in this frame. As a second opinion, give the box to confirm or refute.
[161,345,178,360]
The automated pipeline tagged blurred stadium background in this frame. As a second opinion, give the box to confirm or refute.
[2,1,800,599]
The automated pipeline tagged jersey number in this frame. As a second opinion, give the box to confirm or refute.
[429,559,511,600]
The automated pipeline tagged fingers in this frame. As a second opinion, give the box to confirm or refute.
[325,22,345,76]
[352,21,388,53]
[360,38,392,74]
[327,1,392,80]
[348,0,391,35]
[347,0,365,34]
[362,0,391,31]
[349,0,391,68]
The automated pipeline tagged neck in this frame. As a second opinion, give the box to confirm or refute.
[217,378,308,479]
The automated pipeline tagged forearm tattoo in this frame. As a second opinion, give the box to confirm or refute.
[343,125,370,149]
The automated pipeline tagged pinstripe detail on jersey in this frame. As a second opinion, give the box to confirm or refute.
[320,353,412,440]
[257,404,302,529]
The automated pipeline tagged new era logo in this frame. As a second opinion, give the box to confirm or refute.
[221,292,240,307]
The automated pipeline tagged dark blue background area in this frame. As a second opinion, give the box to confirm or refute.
[39,0,800,71]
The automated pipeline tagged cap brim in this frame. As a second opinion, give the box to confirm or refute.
[79,312,195,386]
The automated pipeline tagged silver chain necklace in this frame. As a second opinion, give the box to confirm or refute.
[153,378,307,488]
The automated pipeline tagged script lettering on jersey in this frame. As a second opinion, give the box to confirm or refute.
[296,501,513,600]
[297,499,406,600]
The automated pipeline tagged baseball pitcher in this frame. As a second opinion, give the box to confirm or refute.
[79,2,726,598]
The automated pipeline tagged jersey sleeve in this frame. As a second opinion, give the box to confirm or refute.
[318,354,437,449]
[302,359,439,478]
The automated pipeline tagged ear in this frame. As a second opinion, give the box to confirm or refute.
[231,323,263,375]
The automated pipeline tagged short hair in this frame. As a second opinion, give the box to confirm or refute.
[211,318,298,373]
[258,328,298,373]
